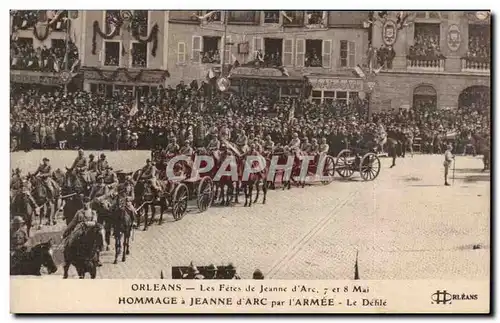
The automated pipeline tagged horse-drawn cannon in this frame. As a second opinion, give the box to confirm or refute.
[335,149,381,181]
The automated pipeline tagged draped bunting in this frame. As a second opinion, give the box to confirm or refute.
[84,67,170,83]
[32,18,71,42]
[92,20,121,55]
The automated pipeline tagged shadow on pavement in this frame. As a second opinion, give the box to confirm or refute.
[454,168,486,174]
[463,175,491,183]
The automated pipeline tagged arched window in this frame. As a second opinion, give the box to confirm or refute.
[413,84,437,110]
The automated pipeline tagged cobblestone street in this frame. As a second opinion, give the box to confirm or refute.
[11,151,490,280]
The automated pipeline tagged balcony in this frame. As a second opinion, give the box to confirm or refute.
[461,57,490,74]
[406,56,445,72]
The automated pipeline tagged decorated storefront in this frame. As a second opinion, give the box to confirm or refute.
[307,75,366,104]
[82,67,170,97]
[228,67,307,99]
[10,70,82,90]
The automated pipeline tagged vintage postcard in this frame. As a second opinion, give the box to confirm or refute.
[9,9,491,314]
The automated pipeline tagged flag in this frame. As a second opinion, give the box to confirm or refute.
[53,61,60,72]
[208,68,215,79]
[27,60,33,67]
[354,250,360,280]
[192,11,219,21]
[70,59,80,73]
[278,66,289,77]
[354,65,366,79]
[11,57,18,66]
[129,95,139,116]
[281,11,293,23]
[288,100,295,122]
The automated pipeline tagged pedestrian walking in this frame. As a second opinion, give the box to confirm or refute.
[443,144,454,186]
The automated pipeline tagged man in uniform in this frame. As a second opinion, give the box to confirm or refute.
[139,159,162,193]
[97,153,109,174]
[235,130,248,153]
[118,176,137,227]
[102,166,119,190]
[319,137,329,154]
[207,133,220,151]
[166,137,180,155]
[443,144,454,186]
[253,138,263,153]
[300,137,311,153]
[180,140,194,156]
[289,132,301,152]
[263,135,275,154]
[62,196,104,266]
[309,138,319,155]
[11,216,28,252]
[89,175,109,201]
[69,149,89,185]
[33,157,57,199]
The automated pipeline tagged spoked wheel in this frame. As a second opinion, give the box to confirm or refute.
[172,183,188,221]
[336,149,354,178]
[359,153,381,181]
[320,155,336,185]
[196,176,214,212]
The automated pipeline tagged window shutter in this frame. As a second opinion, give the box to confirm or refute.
[192,36,202,63]
[252,37,263,58]
[295,38,305,67]
[322,39,332,68]
[348,41,355,67]
[224,36,231,64]
[177,42,186,64]
[283,39,294,67]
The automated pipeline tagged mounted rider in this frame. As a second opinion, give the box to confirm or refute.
[207,133,221,152]
[309,138,319,155]
[33,157,58,199]
[235,130,249,154]
[69,149,90,186]
[300,137,311,153]
[89,175,109,202]
[263,135,275,154]
[102,166,119,190]
[118,176,137,226]
[180,140,194,156]
[10,216,28,252]
[139,159,162,193]
[19,179,38,210]
[253,138,263,153]
[289,133,301,153]
[88,154,98,181]
[166,137,180,155]
[62,197,104,266]
[11,168,23,190]
[97,153,109,174]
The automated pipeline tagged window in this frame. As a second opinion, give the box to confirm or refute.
[283,11,304,26]
[263,38,283,67]
[104,41,120,66]
[336,91,348,104]
[306,11,324,25]
[105,10,121,36]
[323,91,335,104]
[177,42,186,64]
[228,11,259,24]
[410,23,441,58]
[131,42,147,68]
[305,39,322,67]
[340,40,355,67]
[133,10,148,37]
[283,39,294,66]
[264,11,279,23]
[467,24,490,60]
[312,90,322,104]
[206,11,221,22]
[201,36,221,64]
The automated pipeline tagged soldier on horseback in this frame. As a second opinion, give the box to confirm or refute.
[236,130,249,154]
[309,138,319,154]
[180,140,194,156]
[69,149,90,186]
[33,158,57,200]
[118,176,137,226]
[62,197,103,266]
[138,159,162,193]
[263,135,275,154]
[10,216,28,252]
[89,175,109,201]
[289,133,301,152]
[166,137,180,154]
[207,134,221,152]
[102,166,119,190]
[97,153,109,174]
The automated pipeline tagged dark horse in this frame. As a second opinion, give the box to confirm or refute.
[132,176,166,230]
[112,204,134,264]
[240,156,269,207]
[11,240,58,276]
[63,223,104,279]
[27,175,58,227]
[10,191,38,237]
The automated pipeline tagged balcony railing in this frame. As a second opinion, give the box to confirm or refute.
[461,57,490,73]
[406,56,445,72]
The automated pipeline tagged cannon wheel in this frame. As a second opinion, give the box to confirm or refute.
[359,153,381,181]
[320,155,336,185]
[172,183,188,221]
[196,176,214,212]
[336,149,354,178]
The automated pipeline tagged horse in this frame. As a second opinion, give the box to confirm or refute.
[240,155,269,207]
[63,195,84,226]
[112,204,134,264]
[91,195,115,251]
[64,167,90,196]
[214,152,238,206]
[10,240,57,276]
[63,223,104,279]
[132,172,166,230]
[10,191,39,237]
[27,174,57,227]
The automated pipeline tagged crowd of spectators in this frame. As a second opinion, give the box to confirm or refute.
[10,80,489,157]
[376,45,396,69]
[305,49,322,67]
[465,31,490,62]
[408,28,445,60]
[202,50,221,64]
[10,37,79,72]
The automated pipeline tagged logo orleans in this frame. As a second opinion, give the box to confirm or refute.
[431,290,478,305]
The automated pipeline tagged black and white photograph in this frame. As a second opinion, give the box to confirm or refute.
[8,8,491,314]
